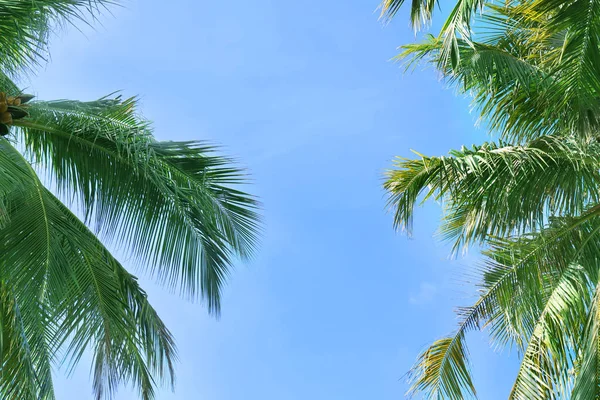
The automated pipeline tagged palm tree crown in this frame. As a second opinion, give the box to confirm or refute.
[384,0,600,398]
[0,1,261,399]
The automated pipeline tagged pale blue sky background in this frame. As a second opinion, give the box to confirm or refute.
[24,0,520,398]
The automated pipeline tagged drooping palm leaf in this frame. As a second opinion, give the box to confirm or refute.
[14,97,261,313]
[0,139,178,399]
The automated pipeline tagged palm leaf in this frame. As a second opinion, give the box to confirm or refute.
[385,136,600,251]
[406,202,600,399]
[0,139,176,399]
[12,96,261,313]
[570,281,600,399]
[0,0,116,73]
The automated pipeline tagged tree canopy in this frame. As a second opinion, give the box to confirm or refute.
[384,0,600,398]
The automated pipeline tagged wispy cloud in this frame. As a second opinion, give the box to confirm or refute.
[409,282,437,305]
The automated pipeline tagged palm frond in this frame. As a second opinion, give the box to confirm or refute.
[12,96,261,313]
[408,207,600,399]
[521,0,600,138]
[0,139,176,399]
[0,286,56,400]
[380,0,438,29]
[0,0,116,73]
[570,279,600,399]
[407,332,475,399]
[397,2,600,141]
[508,265,590,399]
[385,136,600,250]
[0,0,262,397]
[388,0,600,397]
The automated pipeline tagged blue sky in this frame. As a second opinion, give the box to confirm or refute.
[25,0,521,398]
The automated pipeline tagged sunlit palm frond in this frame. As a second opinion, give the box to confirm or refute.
[385,136,600,251]
[408,209,600,399]
[399,32,559,141]
[380,0,438,29]
[380,0,485,38]
[381,0,496,70]
[570,281,600,399]
[521,0,600,138]
[407,332,475,399]
[508,265,590,399]
[396,1,600,141]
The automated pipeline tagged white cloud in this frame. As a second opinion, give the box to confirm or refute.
[409,282,437,305]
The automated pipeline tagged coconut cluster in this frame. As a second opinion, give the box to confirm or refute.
[0,92,34,136]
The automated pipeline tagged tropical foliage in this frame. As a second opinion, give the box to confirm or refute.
[383,0,600,398]
[0,1,260,399]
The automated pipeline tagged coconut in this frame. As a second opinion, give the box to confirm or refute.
[1,112,12,124]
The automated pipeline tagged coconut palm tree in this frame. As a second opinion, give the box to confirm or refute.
[384,0,600,398]
[0,1,260,399]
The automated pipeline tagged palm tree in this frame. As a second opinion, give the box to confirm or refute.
[0,1,260,399]
[383,0,600,398]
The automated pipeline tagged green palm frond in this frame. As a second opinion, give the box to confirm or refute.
[407,333,475,399]
[398,32,559,141]
[11,96,260,313]
[570,281,600,399]
[408,209,600,399]
[381,0,490,69]
[48,190,177,400]
[380,0,438,29]
[508,265,589,399]
[380,0,484,35]
[393,1,600,141]
[385,136,600,251]
[0,61,261,400]
[0,285,57,400]
[523,0,600,137]
[0,0,116,73]
[0,140,177,399]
